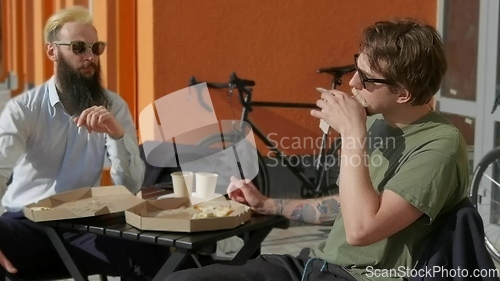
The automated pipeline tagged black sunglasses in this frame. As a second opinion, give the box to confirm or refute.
[354,54,394,89]
[53,41,106,56]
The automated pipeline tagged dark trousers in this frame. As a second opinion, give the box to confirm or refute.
[0,211,170,280]
[165,248,357,281]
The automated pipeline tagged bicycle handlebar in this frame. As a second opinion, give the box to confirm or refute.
[317,64,355,76]
[317,64,355,88]
[188,76,215,112]
[189,72,254,91]
[230,72,255,87]
[188,72,254,112]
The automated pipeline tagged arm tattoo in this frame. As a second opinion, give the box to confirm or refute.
[291,204,317,223]
[317,198,340,225]
[272,197,340,225]
[275,199,285,215]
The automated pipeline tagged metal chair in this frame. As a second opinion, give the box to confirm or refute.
[410,197,497,281]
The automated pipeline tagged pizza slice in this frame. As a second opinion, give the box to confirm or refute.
[192,205,234,219]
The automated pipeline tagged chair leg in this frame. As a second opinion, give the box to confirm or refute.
[99,274,108,281]
[1,272,19,281]
[0,268,17,281]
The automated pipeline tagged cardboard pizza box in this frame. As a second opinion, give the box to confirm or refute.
[125,196,251,232]
[23,185,252,233]
[23,185,143,222]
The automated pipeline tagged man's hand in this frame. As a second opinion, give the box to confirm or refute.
[0,249,17,274]
[73,106,125,139]
[310,90,367,136]
[227,176,273,214]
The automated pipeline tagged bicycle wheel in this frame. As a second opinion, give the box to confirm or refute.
[198,132,270,197]
[470,146,500,262]
[299,138,341,198]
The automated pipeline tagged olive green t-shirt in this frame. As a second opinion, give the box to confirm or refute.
[311,112,469,281]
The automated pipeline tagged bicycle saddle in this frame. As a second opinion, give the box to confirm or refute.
[317,64,355,76]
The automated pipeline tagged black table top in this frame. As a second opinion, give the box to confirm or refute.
[43,213,289,250]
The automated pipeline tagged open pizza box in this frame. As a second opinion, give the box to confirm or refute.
[22,185,251,233]
[124,196,252,232]
[23,185,145,222]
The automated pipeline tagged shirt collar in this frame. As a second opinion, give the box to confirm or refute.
[48,76,61,107]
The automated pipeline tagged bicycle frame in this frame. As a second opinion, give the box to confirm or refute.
[190,70,353,197]
[215,80,334,196]
[239,100,326,194]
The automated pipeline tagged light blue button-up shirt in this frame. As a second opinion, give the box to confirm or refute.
[0,77,145,212]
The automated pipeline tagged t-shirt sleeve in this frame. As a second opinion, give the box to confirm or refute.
[383,150,459,223]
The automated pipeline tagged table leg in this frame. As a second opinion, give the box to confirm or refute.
[25,221,88,281]
[43,227,89,281]
[153,249,190,281]
[230,227,272,265]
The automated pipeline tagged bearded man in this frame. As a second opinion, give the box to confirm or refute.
[0,6,168,280]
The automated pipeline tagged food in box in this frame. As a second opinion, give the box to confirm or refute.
[125,197,251,232]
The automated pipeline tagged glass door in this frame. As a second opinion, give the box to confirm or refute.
[437,0,499,171]
[485,0,500,248]
[436,0,480,176]
[438,0,500,254]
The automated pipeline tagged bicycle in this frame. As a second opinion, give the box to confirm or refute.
[188,65,355,199]
[469,85,500,261]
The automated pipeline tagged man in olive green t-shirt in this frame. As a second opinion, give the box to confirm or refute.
[166,18,470,281]
[312,113,469,280]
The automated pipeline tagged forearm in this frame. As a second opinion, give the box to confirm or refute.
[338,131,379,236]
[267,196,340,225]
[107,136,144,194]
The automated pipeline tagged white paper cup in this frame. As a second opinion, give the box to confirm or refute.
[195,172,218,198]
[183,171,194,194]
[171,171,194,197]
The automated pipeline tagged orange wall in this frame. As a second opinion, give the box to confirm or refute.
[1,0,438,155]
[0,0,9,81]
[150,0,437,154]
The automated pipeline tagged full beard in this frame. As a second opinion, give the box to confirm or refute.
[56,55,109,116]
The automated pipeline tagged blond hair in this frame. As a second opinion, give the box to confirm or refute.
[44,6,93,43]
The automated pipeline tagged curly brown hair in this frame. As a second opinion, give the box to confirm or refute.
[360,18,447,105]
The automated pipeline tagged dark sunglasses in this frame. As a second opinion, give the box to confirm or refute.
[52,40,106,56]
[354,54,394,89]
